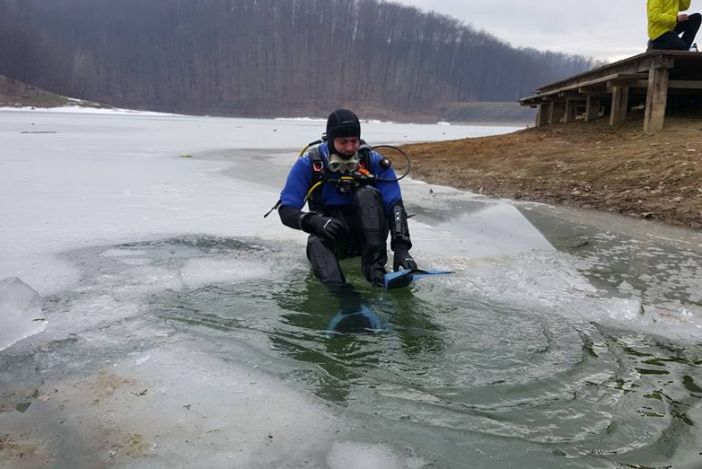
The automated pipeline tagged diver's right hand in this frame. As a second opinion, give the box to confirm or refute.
[301,214,346,240]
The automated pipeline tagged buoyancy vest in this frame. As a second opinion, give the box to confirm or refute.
[278,141,402,214]
[304,142,375,212]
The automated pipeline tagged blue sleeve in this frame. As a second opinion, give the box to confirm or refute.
[370,151,402,211]
[280,157,313,209]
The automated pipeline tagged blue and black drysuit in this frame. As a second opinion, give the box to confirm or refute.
[278,142,414,287]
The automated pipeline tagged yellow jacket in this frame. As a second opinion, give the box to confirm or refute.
[648,0,691,39]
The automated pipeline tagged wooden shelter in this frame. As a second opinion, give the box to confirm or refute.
[519,51,702,133]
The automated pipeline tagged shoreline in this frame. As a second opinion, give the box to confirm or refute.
[402,117,702,230]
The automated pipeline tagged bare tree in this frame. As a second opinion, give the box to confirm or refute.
[7,0,597,117]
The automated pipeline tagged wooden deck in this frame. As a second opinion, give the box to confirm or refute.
[519,51,702,133]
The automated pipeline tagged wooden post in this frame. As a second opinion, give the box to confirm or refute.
[585,96,600,121]
[565,99,578,123]
[609,85,629,126]
[549,101,565,125]
[644,65,669,133]
[535,103,545,127]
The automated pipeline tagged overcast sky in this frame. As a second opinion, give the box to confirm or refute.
[394,1,653,62]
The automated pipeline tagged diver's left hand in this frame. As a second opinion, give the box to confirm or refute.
[393,248,417,271]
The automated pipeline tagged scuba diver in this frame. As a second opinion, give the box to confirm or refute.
[276,109,418,289]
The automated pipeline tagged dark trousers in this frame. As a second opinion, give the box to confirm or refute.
[650,13,702,50]
[306,186,388,286]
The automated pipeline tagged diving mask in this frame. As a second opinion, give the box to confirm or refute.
[328,153,359,173]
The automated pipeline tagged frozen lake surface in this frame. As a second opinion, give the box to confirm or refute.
[1,109,701,468]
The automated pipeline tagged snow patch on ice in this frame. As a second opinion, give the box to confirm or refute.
[326,441,410,469]
[181,258,271,289]
[101,248,149,257]
[110,265,185,298]
[117,258,152,266]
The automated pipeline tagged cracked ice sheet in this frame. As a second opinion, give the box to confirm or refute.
[0,343,426,468]
[1,344,335,467]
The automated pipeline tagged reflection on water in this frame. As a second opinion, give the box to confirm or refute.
[271,270,447,403]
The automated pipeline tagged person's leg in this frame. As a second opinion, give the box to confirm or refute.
[650,30,689,50]
[305,246,381,333]
[676,12,702,49]
[351,186,388,286]
[306,234,346,286]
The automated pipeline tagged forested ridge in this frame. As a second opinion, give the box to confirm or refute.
[0,0,597,119]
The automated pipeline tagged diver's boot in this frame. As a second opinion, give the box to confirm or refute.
[369,268,387,288]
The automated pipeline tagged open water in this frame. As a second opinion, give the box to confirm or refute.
[146,212,702,468]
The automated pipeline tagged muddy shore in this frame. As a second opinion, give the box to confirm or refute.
[402,117,702,230]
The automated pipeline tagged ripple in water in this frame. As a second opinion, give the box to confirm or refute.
[143,236,702,468]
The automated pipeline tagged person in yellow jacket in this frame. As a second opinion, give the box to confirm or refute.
[648,0,701,50]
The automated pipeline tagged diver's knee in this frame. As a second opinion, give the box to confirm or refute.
[306,234,331,257]
[353,186,382,206]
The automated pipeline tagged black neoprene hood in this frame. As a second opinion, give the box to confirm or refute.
[326,109,361,145]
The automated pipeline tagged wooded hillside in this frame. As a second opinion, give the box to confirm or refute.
[0,0,597,119]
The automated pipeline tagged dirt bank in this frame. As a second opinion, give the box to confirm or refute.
[402,117,702,229]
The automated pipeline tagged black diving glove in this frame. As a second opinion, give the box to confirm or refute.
[300,213,346,240]
[393,243,417,271]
